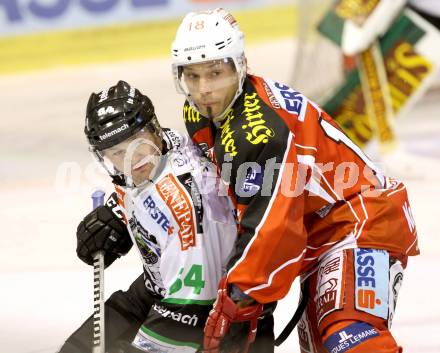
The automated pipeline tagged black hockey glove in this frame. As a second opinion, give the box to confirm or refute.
[76,192,132,268]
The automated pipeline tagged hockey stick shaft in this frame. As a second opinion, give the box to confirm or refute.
[91,190,106,353]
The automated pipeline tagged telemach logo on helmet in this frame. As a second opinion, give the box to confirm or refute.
[85,80,163,188]
[99,123,129,141]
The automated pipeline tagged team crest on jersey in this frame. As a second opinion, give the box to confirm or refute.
[156,174,196,251]
[129,214,160,255]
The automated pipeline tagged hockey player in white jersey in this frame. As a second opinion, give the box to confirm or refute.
[58,81,274,353]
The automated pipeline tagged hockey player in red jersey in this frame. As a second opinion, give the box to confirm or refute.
[171,8,420,353]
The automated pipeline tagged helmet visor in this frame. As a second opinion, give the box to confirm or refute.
[94,127,163,187]
[176,58,240,120]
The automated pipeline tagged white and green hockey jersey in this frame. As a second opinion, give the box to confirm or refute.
[114,129,237,305]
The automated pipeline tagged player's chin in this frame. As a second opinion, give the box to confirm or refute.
[132,175,148,186]
[132,168,152,185]
[206,107,224,120]
[196,106,210,117]
[195,102,214,117]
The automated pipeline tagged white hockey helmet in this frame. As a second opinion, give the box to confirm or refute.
[171,8,246,119]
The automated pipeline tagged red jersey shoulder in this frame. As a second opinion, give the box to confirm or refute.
[249,75,310,125]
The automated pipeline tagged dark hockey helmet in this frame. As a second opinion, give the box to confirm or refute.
[85,80,161,151]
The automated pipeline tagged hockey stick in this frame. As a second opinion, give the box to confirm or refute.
[91,190,106,353]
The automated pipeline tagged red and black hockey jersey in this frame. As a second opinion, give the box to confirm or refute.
[183,74,419,304]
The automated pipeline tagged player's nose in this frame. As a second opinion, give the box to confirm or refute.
[198,77,213,94]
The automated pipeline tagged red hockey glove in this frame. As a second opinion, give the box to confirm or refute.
[203,278,263,353]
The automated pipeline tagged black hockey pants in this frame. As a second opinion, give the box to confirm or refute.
[57,273,275,353]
